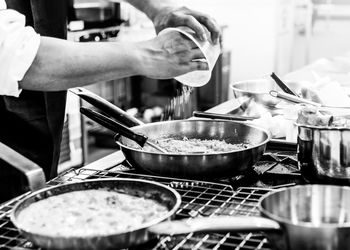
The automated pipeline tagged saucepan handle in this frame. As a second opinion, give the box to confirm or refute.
[149,216,281,235]
[70,87,143,127]
[0,142,46,191]
[80,107,148,147]
[192,111,259,121]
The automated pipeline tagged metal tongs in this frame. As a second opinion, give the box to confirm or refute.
[269,90,321,107]
[269,72,311,104]
[270,72,300,97]
[80,107,167,153]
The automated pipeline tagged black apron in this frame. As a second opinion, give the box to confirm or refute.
[0,0,68,202]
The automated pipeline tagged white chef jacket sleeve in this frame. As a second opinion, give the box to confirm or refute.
[0,9,41,97]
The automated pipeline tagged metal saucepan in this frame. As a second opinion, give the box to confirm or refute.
[74,88,270,179]
[297,123,350,185]
[150,185,350,250]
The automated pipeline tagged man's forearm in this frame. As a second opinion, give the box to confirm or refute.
[20,37,140,91]
[125,0,178,21]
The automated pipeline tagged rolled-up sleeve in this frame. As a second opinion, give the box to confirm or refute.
[0,9,40,97]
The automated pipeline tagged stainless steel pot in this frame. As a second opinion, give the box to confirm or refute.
[150,185,350,250]
[297,124,350,184]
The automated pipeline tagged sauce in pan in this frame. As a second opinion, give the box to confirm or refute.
[150,137,251,154]
[17,189,169,237]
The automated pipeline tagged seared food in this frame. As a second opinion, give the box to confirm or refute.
[152,137,251,153]
[17,189,169,237]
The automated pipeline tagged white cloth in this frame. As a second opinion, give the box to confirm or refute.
[0,0,40,97]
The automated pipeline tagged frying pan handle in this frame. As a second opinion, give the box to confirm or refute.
[80,107,148,147]
[0,142,46,191]
[149,216,281,235]
[70,87,143,127]
[192,111,259,121]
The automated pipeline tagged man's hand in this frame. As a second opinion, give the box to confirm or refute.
[134,31,208,79]
[152,6,221,44]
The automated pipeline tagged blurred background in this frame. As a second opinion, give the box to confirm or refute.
[59,0,350,172]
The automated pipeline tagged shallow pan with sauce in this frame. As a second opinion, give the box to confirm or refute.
[11,178,181,250]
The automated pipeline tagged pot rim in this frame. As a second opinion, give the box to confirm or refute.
[295,122,350,130]
[259,185,350,229]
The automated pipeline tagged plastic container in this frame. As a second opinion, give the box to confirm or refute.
[158,26,221,87]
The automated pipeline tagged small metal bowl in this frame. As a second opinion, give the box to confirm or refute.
[230,79,305,108]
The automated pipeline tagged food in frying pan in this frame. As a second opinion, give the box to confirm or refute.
[297,105,350,127]
[151,137,251,153]
[17,189,169,237]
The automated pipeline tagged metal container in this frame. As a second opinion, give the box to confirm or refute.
[230,79,307,108]
[297,124,350,184]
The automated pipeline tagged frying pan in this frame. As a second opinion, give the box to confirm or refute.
[1,142,181,250]
[149,185,350,250]
[75,88,270,179]
[11,178,181,250]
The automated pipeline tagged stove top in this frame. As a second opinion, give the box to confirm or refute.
[0,148,301,250]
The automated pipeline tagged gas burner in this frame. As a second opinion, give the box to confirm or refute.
[227,151,304,189]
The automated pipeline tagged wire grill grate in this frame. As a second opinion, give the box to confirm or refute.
[0,168,275,250]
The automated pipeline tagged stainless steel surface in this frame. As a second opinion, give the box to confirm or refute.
[0,168,275,250]
[260,185,350,250]
[117,120,270,178]
[11,178,181,250]
[297,124,350,183]
[0,142,46,192]
[230,79,306,108]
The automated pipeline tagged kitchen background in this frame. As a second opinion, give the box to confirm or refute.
[58,0,350,173]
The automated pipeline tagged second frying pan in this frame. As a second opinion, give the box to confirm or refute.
[75,88,270,179]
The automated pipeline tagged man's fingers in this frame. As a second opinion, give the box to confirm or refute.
[162,32,197,53]
[188,48,205,61]
[195,15,221,44]
[188,61,209,71]
[175,48,205,64]
[182,15,207,41]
